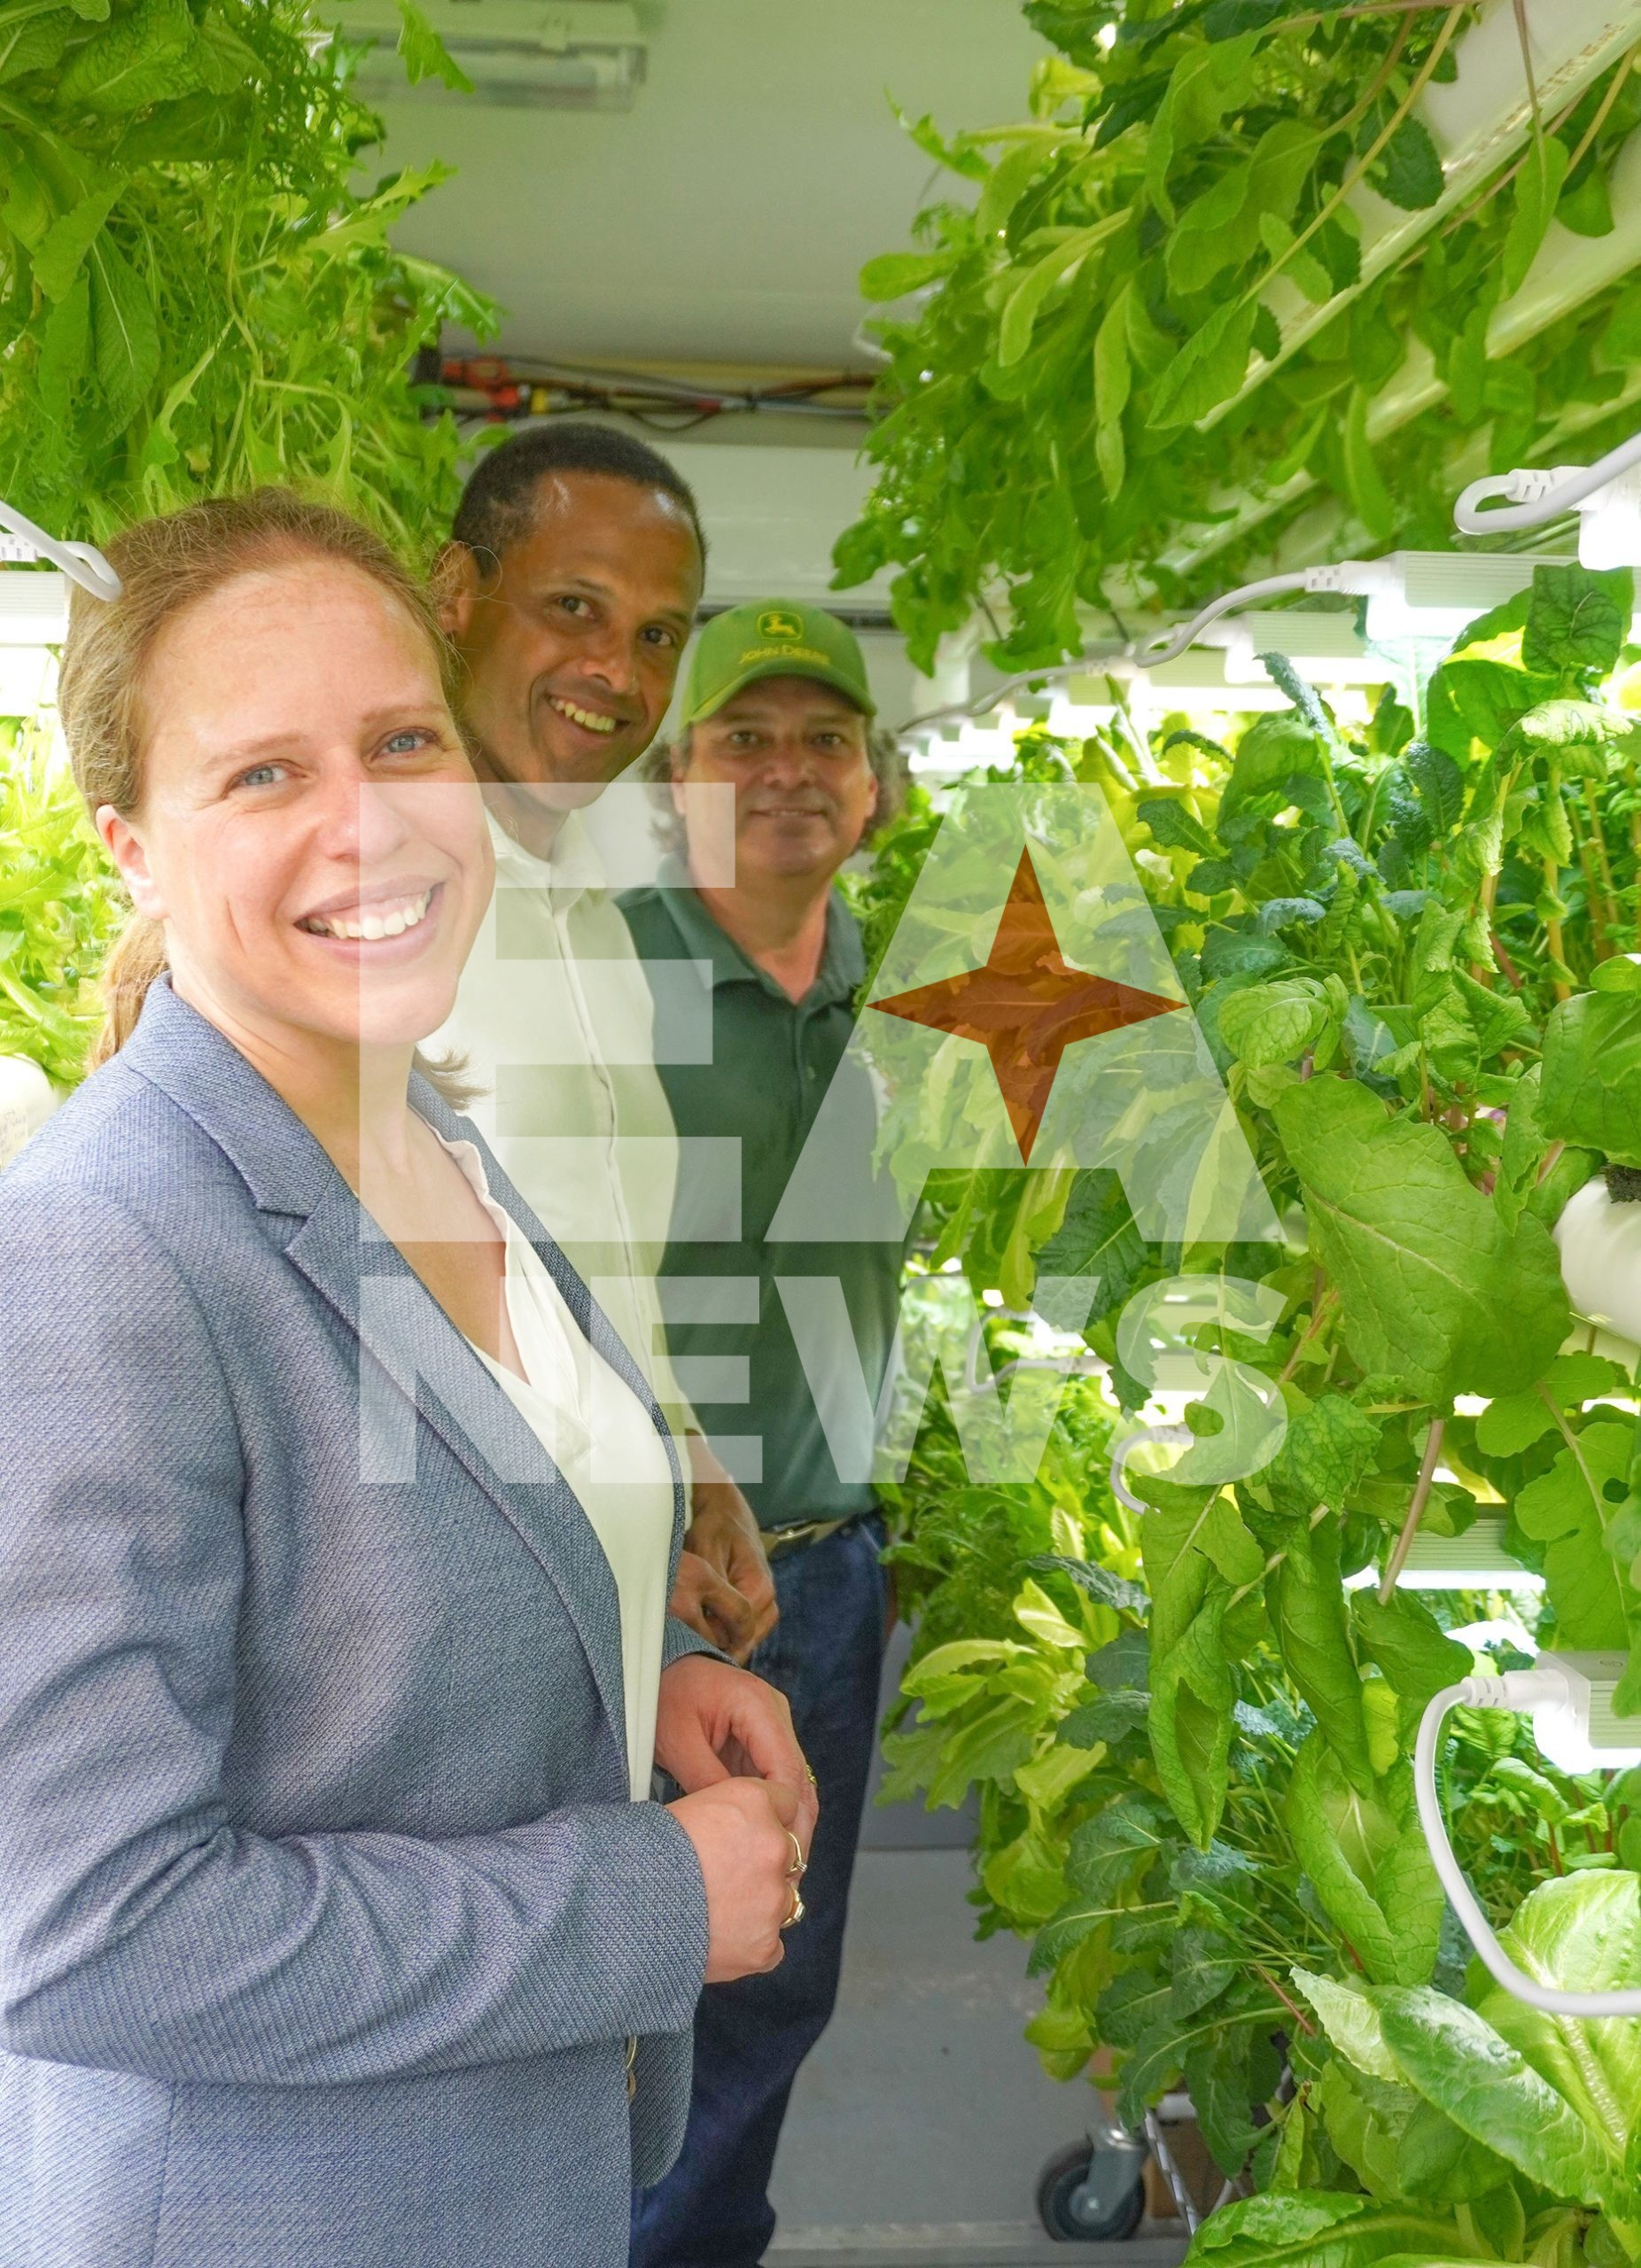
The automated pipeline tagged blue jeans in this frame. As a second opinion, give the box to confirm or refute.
[631,1515,888,2268]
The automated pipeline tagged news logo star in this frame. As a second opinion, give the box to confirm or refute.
[770,781,1279,1251]
[869,844,1185,1163]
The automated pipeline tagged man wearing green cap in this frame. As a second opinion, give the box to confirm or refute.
[622,602,906,2268]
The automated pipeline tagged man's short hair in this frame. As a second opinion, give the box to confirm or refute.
[450,423,705,575]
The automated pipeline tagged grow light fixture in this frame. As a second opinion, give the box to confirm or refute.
[906,717,1022,775]
[1138,549,1575,672]
[1418,1655,1641,2016]
[0,573,68,649]
[1447,1613,1539,1658]
[338,0,647,111]
[1455,424,1641,568]
[1209,610,1371,685]
[1342,1515,1545,1594]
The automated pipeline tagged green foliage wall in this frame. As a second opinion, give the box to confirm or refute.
[869,564,1641,2263]
[836,0,1641,671]
[0,718,121,1079]
[0,0,493,555]
[0,0,493,1077]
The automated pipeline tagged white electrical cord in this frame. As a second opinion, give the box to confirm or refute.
[0,497,121,602]
[1109,1423,1194,1511]
[894,646,1127,739]
[1134,559,1400,669]
[1453,428,1641,537]
[1134,572,1313,668]
[1415,1672,1641,2017]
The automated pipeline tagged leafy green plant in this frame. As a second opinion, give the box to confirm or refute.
[869,560,1641,2252]
[0,718,121,1082]
[1190,1870,1641,2265]
[0,0,492,1080]
[0,0,493,554]
[835,1,1641,669]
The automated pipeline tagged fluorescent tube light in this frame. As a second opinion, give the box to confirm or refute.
[0,571,68,647]
[907,721,1019,775]
[1140,550,1575,672]
[0,649,56,717]
[1342,1515,1544,1593]
[1211,610,1373,685]
[1397,1517,1544,1590]
[1447,1614,1538,1657]
[338,0,647,111]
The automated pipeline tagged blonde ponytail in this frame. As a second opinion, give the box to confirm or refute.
[56,488,457,1069]
[88,915,169,1072]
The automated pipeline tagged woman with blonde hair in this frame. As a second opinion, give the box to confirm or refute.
[0,489,814,2268]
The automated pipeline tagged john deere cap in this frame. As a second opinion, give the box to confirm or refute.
[681,600,875,726]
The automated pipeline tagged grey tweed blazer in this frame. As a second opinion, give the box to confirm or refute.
[0,979,715,2268]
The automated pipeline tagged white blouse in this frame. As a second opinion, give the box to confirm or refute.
[439,1136,674,1798]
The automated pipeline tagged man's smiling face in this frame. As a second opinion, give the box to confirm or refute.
[441,470,704,790]
[675,674,877,884]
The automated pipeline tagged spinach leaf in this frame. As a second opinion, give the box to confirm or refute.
[1274,1078,1570,1403]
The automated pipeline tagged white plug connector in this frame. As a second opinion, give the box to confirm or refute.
[0,498,121,602]
[1453,425,1641,564]
[1134,565,1385,669]
[1416,1656,1641,2016]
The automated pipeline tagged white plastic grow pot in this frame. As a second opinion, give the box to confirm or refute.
[0,1053,57,1172]
[1554,1172,1641,1349]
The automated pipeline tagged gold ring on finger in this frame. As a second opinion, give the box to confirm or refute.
[784,1829,806,1879]
[782,1886,806,1930]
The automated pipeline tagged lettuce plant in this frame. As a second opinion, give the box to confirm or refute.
[0,719,121,1083]
[1192,1872,1641,2264]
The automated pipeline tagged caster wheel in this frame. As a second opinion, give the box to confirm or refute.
[1036,2137,1147,2241]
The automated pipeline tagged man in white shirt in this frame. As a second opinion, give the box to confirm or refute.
[430,423,775,1659]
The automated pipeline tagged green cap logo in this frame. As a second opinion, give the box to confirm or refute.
[756,607,805,641]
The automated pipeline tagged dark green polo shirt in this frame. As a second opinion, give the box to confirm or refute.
[618,862,904,1529]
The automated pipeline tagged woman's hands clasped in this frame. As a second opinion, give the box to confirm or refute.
[657,1655,818,1984]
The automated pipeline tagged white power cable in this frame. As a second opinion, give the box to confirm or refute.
[895,646,1127,739]
[1415,1671,1641,2017]
[1454,428,1641,537]
[892,567,1360,736]
[1109,1423,1194,1511]
[1135,560,1403,670]
[1133,572,1312,668]
[0,497,121,602]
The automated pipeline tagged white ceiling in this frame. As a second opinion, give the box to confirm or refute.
[374,0,1048,367]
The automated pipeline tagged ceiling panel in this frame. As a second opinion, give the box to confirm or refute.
[371,0,1047,366]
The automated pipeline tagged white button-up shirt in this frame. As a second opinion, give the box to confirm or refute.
[430,809,692,1433]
